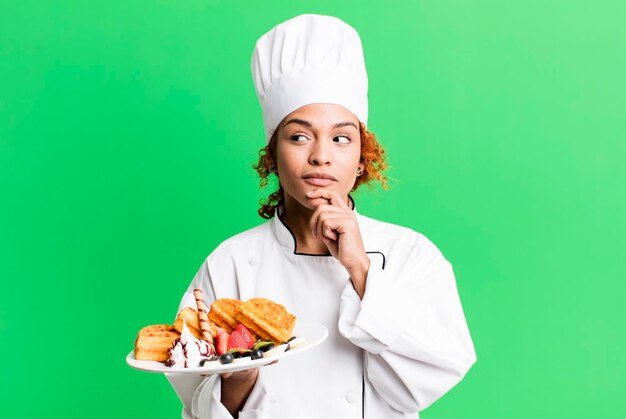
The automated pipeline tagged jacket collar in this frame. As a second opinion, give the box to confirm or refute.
[271,195,359,255]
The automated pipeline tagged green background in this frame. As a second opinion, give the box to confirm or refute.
[1,1,624,417]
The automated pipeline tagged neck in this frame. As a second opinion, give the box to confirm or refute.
[280,195,350,255]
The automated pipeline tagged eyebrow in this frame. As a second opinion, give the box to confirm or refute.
[283,118,359,130]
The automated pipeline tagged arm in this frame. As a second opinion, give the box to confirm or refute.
[165,259,271,419]
[221,369,259,417]
[306,189,476,412]
[338,235,477,413]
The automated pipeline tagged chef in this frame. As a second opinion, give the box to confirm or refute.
[166,13,477,419]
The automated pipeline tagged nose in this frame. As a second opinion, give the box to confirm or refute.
[309,138,332,166]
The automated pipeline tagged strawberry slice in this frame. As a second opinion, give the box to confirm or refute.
[227,324,255,351]
[216,328,230,356]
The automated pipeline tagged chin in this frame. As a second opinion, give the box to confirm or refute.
[304,195,328,206]
[284,191,322,211]
[283,186,348,210]
[298,195,324,210]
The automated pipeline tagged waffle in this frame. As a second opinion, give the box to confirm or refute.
[208,298,242,333]
[134,324,180,362]
[235,298,296,344]
[173,307,204,340]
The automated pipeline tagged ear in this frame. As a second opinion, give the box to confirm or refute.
[358,162,365,175]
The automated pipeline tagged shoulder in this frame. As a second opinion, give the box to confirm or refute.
[357,212,449,263]
[357,213,419,244]
[206,221,272,261]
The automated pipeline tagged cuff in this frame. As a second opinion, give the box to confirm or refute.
[192,370,270,419]
[192,375,231,419]
[339,252,420,353]
[238,369,270,419]
[354,253,415,348]
[338,280,387,354]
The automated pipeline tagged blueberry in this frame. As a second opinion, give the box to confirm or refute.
[250,349,264,360]
[219,353,234,364]
[254,341,274,351]
[228,349,251,358]
[259,343,275,352]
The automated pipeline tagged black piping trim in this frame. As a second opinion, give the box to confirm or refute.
[275,197,388,267]
[362,373,365,418]
[365,251,386,270]
[277,209,334,257]
[348,194,355,209]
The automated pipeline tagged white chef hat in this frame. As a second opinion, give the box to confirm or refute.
[251,14,369,143]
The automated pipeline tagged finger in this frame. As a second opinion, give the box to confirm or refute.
[319,213,352,241]
[309,204,333,237]
[319,215,344,241]
[320,218,341,241]
[221,372,233,379]
[315,211,338,239]
[306,189,349,208]
[305,188,332,205]
[310,204,349,237]
[324,228,338,241]
[306,188,346,207]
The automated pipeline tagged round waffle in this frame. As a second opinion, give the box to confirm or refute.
[134,324,180,362]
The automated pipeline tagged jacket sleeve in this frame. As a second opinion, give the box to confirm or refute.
[165,259,271,419]
[338,233,477,413]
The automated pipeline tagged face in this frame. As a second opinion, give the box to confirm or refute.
[275,103,364,210]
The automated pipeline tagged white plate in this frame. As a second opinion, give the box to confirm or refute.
[126,320,328,375]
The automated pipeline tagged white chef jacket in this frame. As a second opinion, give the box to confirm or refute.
[166,199,477,418]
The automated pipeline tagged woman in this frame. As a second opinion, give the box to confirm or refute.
[166,14,476,419]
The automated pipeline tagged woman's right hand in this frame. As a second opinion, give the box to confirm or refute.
[220,368,260,417]
[220,367,259,381]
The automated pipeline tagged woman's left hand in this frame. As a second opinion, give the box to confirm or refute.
[307,188,370,298]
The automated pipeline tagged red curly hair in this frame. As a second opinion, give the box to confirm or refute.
[253,122,388,219]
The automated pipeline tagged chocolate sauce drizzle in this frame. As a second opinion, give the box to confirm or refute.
[165,338,212,368]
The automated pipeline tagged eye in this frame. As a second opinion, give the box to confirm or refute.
[333,135,351,144]
[289,134,309,142]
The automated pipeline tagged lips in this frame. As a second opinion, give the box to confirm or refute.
[302,172,337,187]
[302,172,337,181]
